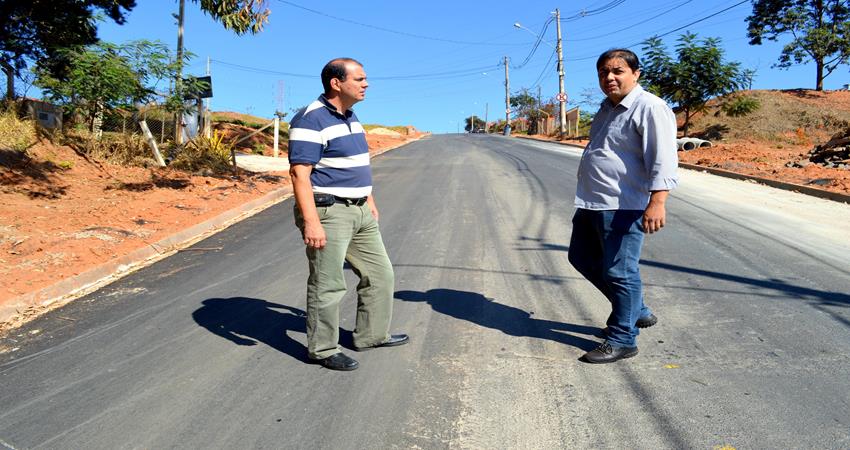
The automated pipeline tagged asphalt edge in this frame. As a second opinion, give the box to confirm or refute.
[0,186,293,329]
[0,134,429,331]
[514,135,850,204]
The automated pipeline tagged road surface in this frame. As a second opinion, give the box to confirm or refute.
[2,134,849,449]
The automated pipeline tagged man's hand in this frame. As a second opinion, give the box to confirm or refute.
[642,190,669,234]
[367,195,379,221]
[303,220,327,249]
[290,163,326,249]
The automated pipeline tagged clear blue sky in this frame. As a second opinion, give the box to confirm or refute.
[89,0,847,133]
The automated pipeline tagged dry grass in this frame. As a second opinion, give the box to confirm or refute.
[0,109,37,153]
[688,90,850,145]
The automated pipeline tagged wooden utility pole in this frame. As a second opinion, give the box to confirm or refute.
[484,102,489,134]
[504,56,510,135]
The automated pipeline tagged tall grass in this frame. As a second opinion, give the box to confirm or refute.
[0,109,37,152]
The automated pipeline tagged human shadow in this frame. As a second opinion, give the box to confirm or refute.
[395,289,599,351]
[192,297,310,362]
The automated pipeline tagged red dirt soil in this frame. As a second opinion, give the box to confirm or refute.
[0,130,425,327]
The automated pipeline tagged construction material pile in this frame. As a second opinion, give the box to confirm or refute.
[787,128,850,170]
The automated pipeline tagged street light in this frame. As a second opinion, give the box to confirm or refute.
[514,10,567,137]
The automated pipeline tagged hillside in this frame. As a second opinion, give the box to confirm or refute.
[677,89,850,195]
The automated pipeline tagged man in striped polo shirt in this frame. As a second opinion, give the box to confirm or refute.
[289,58,408,371]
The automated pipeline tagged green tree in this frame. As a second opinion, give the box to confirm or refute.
[641,33,747,135]
[0,0,136,100]
[192,0,271,34]
[35,41,195,132]
[747,0,850,91]
[464,115,484,132]
[510,88,555,134]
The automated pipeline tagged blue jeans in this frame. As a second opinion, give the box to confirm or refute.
[568,209,651,348]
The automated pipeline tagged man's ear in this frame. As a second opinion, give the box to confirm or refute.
[330,78,342,92]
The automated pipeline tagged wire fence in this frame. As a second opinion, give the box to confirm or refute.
[99,105,177,144]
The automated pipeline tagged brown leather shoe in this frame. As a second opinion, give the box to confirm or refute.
[581,342,638,364]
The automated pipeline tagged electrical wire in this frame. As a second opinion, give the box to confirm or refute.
[210,59,503,81]
[276,0,530,46]
[565,0,750,62]
[566,0,694,42]
[512,16,555,69]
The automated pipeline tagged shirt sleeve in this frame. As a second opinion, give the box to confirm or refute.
[641,102,679,191]
[288,114,324,165]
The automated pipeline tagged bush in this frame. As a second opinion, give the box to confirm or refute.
[171,130,233,174]
[721,95,760,117]
[0,109,37,152]
[63,130,153,166]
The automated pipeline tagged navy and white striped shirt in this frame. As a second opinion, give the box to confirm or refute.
[288,95,372,198]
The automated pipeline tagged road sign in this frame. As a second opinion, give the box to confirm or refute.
[555,92,567,102]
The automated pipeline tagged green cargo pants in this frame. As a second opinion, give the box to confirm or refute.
[294,202,394,360]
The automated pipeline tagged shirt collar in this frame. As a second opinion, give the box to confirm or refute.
[318,94,353,118]
[616,84,644,109]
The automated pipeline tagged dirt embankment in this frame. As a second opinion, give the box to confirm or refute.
[522,89,850,196]
[0,124,426,330]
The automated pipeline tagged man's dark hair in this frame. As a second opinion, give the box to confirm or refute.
[596,49,640,72]
[321,58,363,94]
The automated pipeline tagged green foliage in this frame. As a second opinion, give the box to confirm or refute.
[35,40,196,131]
[747,0,850,90]
[171,130,233,174]
[0,109,36,152]
[510,88,556,134]
[641,33,747,135]
[193,0,271,35]
[464,115,484,132]
[0,0,135,99]
[721,95,761,117]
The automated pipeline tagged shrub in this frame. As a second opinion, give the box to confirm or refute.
[0,109,37,152]
[171,130,233,174]
[63,130,152,166]
[721,95,761,117]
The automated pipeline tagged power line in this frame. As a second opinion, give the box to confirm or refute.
[565,0,750,62]
[512,16,555,69]
[276,0,530,46]
[560,0,628,22]
[566,0,694,42]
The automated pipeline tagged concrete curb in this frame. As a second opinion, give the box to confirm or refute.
[0,134,428,328]
[513,135,850,204]
[0,185,294,326]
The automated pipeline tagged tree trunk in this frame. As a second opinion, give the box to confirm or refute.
[816,59,824,91]
[2,61,14,100]
[683,106,691,136]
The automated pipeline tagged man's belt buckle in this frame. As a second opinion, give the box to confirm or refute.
[333,195,367,206]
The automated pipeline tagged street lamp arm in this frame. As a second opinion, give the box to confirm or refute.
[513,22,556,49]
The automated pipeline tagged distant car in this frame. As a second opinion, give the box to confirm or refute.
[472,128,485,133]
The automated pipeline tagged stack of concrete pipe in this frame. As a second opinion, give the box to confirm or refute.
[676,138,712,151]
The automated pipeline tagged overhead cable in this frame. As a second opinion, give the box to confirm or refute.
[276,0,530,46]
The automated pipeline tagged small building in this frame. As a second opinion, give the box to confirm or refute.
[23,98,63,129]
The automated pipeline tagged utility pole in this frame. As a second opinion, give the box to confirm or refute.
[537,85,542,134]
[484,102,489,134]
[174,0,185,144]
[504,56,510,135]
[555,8,566,136]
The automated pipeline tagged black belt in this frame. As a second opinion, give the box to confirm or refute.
[313,193,367,207]
[333,195,367,206]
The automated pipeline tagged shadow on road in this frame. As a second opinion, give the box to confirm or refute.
[395,289,599,351]
[193,297,310,362]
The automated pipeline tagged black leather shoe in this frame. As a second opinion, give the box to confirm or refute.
[636,313,658,328]
[354,334,409,351]
[599,314,658,337]
[316,353,359,371]
[581,342,638,364]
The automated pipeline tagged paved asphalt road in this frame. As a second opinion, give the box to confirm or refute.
[2,135,849,449]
